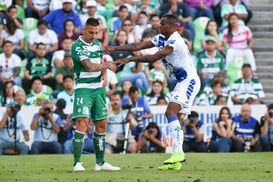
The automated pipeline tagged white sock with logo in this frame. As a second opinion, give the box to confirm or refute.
[168,116,183,153]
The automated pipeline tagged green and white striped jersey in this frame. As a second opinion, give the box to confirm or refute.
[230,78,265,102]
[197,51,225,80]
[71,36,103,90]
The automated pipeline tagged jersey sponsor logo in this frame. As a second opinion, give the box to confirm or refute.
[75,45,101,57]
[83,106,89,115]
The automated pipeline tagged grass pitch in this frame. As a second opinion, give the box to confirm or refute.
[0,153,272,182]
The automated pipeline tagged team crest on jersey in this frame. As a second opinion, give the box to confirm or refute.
[166,39,175,45]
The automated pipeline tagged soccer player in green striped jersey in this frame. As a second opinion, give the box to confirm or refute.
[71,18,120,172]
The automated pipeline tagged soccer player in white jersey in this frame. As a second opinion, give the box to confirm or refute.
[105,14,201,171]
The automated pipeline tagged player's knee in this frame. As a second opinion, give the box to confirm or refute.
[76,118,88,132]
[95,125,107,133]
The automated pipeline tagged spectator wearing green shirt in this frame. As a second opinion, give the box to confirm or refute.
[23,43,56,94]
[54,51,74,91]
[197,36,225,90]
[230,63,265,105]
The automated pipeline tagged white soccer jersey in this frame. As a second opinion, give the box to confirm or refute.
[151,31,200,114]
[151,31,198,78]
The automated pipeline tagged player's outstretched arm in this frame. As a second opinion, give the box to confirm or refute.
[104,40,154,53]
[81,59,117,72]
[115,46,173,67]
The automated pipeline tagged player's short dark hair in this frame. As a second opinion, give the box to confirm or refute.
[85,18,99,26]
[162,14,178,25]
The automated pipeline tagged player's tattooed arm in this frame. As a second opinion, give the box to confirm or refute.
[114,41,154,51]
[81,59,117,72]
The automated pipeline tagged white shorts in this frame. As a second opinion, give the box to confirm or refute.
[169,76,201,114]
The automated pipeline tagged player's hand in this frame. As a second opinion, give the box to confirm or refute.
[103,46,115,54]
[106,62,117,72]
[115,58,131,68]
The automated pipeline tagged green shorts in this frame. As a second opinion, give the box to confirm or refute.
[72,87,108,121]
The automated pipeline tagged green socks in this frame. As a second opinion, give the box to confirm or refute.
[73,130,84,166]
[93,131,105,165]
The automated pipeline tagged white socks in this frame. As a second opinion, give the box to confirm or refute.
[168,119,183,153]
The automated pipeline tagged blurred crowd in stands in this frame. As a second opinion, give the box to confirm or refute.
[0,0,272,155]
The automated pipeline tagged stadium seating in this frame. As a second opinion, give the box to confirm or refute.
[19,59,27,79]
[16,5,25,20]
[23,17,38,34]
[0,3,6,11]
[193,16,210,55]
[226,56,247,85]
[22,17,38,54]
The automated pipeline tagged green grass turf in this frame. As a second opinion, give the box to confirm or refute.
[0,153,272,182]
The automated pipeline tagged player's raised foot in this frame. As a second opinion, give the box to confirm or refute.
[158,162,182,171]
[73,162,85,172]
[94,162,121,171]
[163,152,185,164]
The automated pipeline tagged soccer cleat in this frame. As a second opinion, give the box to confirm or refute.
[94,162,121,171]
[158,162,182,171]
[163,152,186,164]
[73,162,85,172]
